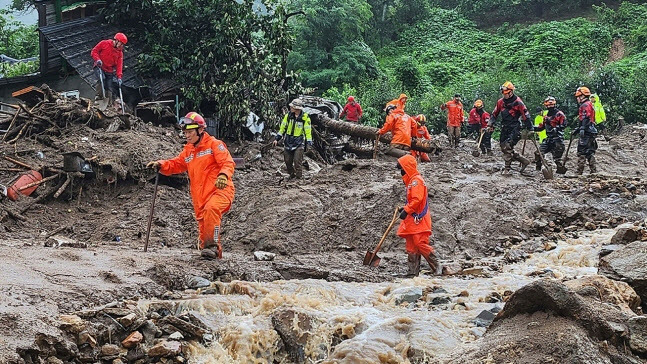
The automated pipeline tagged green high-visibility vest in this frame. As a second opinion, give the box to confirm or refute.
[534,111,547,142]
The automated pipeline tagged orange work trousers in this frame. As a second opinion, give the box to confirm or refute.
[404,233,434,258]
[197,190,232,255]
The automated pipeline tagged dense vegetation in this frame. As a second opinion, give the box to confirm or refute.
[288,0,647,132]
[0,9,38,77]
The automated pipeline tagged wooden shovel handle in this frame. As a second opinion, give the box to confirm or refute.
[370,207,400,260]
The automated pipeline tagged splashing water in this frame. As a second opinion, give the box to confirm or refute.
[140,229,615,363]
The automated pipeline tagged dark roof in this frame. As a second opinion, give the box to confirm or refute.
[38,16,178,98]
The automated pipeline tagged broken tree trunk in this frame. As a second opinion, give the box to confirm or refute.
[313,115,440,153]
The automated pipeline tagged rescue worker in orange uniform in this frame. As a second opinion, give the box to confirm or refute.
[397,154,439,276]
[147,112,235,259]
[388,93,408,112]
[377,104,413,151]
[441,94,464,148]
[410,114,431,162]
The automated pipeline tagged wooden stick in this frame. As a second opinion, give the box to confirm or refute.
[0,168,24,172]
[4,156,37,170]
[0,102,19,110]
[17,173,60,191]
[19,184,58,214]
[53,174,71,198]
[8,121,31,144]
[1,109,20,142]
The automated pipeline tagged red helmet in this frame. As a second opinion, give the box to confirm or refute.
[180,112,206,129]
[348,96,355,102]
[114,33,128,45]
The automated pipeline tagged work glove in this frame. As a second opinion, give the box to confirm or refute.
[94,60,102,67]
[398,207,408,220]
[146,161,160,170]
[216,174,228,189]
[117,78,123,87]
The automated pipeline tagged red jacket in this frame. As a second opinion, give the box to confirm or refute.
[490,95,531,127]
[91,39,124,78]
[340,102,363,122]
[578,100,595,128]
[468,108,481,125]
[478,110,491,128]
[378,109,412,147]
[159,132,235,218]
[441,100,464,127]
[411,123,431,140]
[397,155,432,236]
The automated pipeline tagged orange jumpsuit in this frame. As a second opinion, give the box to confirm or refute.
[378,109,412,148]
[387,94,408,112]
[396,155,434,258]
[410,120,431,162]
[159,132,235,255]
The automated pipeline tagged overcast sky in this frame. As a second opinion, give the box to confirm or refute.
[1,0,38,25]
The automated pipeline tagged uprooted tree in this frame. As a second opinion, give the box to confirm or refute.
[101,0,301,137]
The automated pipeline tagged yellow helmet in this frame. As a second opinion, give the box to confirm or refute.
[474,99,484,108]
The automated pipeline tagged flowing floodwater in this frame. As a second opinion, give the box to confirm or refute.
[139,229,615,363]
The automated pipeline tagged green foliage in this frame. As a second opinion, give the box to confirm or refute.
[0,60,37,77]
[102,0,296,136]
[0,9,38,60]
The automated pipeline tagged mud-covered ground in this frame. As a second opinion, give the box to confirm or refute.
[1,106,647,362]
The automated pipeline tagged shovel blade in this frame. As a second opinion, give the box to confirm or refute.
[95,98,110,111]
[363,250,381,267]
[556,165,567,174]
[542,168,554,180]
[471,150,480,157]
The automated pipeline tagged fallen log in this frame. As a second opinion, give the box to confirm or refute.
[313,115,441,154]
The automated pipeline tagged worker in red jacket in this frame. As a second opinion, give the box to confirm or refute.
[471,100,492,155]
[91,32,127,101]
[340,96,363,123]
[467,100,483,139]
[147,112,235,259]
[574,87,598,174]
[396,154,438,276]
[410,114,431,162]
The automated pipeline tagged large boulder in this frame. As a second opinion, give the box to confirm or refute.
[271,309,315,364]
[599,241,647,306]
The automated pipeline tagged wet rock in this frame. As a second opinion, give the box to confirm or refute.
[158,315,205,339]
[461,267,487,277]
[125,345,147,362]
[564,275,641,314]
[112,359,125,364]
[527,268,556,278]
[610,227,639,244]
[141,320,162,345]
[78,330,97,348]
[45,235,87,248]
[274,262,329,280]
[102,307,133,317]
[484,292,502,303]
[271,309,314,364]
[432,287,448,294]
[430,296,451,305]
[584,221,597,230]
[628,316,647,354]
[100,343,120,357]
[169,331,184,341]
[474,310,496,327]
[59,314,85,334]
[186,275,210,289]
[599,244,624,257]
[599,241,647,305]
[504,249,526,263]
[148,340,181,358]
[46,357,64,364]
[118,313,137,328]
[543,241,557,251]
[253,251,276,261]
[121,331,143,349]
[470,327,486,337]
[459,290,469,297]
[441,263,461,276]
[391,286,423,304]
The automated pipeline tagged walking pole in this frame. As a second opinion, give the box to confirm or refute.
[144,173,160,252]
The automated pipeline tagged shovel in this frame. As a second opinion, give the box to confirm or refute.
[530,137,554,180]
[118,83,125,115]
[95,68,110,111]
[143,173,160,252]
[472,130,485,157]
[556,134,575,175]
[363,207,399,267]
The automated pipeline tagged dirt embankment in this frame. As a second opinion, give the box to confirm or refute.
[1,89,647,362]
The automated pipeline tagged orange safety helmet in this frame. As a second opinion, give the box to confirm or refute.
[114,32,128,45]
[574,86,591,97]
[348,96,355,102]
[414,114,427,124]
[543,96,557,107]
[500,81,515,94]
[180,112,206,129]
[474,99,484,108]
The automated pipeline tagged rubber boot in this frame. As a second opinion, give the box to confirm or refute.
[200,239,222,260]
[577,155,586,175]
[422,252,439,275]
[589,155,597,173]
[407,253,421,277]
